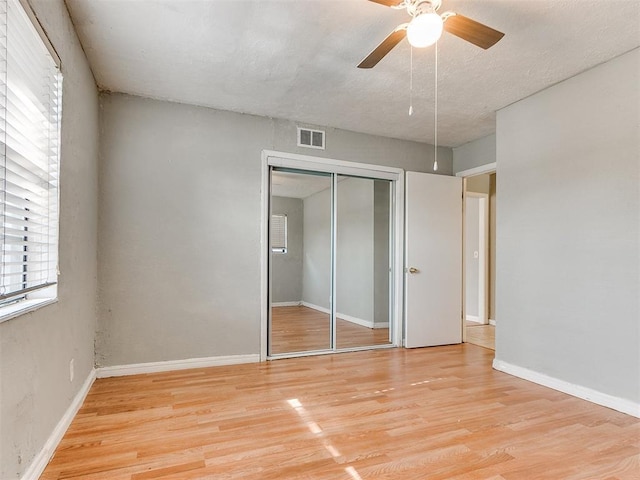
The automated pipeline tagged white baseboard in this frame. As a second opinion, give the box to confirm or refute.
[493,359,640,418]
[300,302,383,329]
[489,318,496,326]
[338,312,376,329]
[21,368,96,480]
[301,301,330,315]
[96,354,260,378]
[465,315,481,322]
[272,301,302,307]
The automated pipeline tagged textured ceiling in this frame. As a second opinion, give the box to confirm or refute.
[65,0,640,147]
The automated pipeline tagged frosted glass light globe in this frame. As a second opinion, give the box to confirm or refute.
[407,12,444,48]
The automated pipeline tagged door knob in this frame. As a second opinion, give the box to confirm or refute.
[408,267,419,274]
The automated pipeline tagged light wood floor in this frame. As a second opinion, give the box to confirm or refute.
[41,345,639,479]
[271,305,390,354]
[466,322,496,351]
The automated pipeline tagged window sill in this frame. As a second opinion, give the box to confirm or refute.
[0,298,58,324]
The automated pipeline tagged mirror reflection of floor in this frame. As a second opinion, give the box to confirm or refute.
[465,320,495,350]
[271,305,391,355]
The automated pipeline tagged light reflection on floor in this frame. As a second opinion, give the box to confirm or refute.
[287,397,367,478]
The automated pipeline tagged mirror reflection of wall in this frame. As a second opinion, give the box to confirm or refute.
[269,169,392,356]
[270,169,332,355]
[335,177,391,348]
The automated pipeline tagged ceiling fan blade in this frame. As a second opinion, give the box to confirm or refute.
[367,0,404,7]
[358,28,407,69]
[443,14,504,49]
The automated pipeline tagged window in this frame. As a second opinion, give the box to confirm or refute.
[271,214,287,254]
[0,0,62,320]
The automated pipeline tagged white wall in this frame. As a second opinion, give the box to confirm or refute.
[464,197,480,318]
[495,48,639,408]
[0,1,99,478]
[98,93,452,366]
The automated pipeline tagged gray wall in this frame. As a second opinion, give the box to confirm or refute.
[271,196,303,304]
[453,134,496,174]
[0,1,99,478]
[336,177,374,322]
[98,93,451,366]
[464,197,480,318]
[301,177,391,326]
[373,180,390,326]
[495,48,639,404]
[301,186,332,310]
[273,120,453,176]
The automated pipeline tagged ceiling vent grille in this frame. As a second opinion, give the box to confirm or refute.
[297,127,325,150]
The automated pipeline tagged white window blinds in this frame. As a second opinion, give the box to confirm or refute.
[271,214,287,253]
[0,0,61,302]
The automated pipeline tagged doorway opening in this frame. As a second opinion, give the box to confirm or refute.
[261,151,404,360]
[459,167,496,351]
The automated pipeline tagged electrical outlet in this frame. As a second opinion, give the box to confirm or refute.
[69,358,74,382]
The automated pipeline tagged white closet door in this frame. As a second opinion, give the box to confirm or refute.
[405,172,462,348]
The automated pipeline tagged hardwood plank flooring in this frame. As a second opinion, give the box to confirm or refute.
[40,345,639,479]
[271,306,390,354]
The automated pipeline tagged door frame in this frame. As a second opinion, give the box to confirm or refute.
[260,150,405,361]
[464,193,489,325]
[456,162,496,340]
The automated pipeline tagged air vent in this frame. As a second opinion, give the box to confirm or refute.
[297,127,325,150]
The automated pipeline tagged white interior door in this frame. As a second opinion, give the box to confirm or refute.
[405,171,462,348]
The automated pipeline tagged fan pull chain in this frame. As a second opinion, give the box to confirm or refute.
[409,46,414,116]
[433,41,438,172]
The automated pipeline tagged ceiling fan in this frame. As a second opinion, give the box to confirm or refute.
[358,0,504,68]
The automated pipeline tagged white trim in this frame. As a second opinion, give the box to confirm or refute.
[21,368,96,480]
[0,298,57,324]
[272,301,302,307]
[301,301,330,315]
[96,354,260,378]
[18,0,61,68]
[263,149,403,179]
[301,302,388,329]
[338,313,369,328]
[455,162,496,178]
[478,196,488,324]
[261,152,269,361]
[331,173,338,348]
[489,318,496,326]
[493,359,640,418]
[465,315,481,322]
[393,172,405,346]
[268,342,396,361]
[463,192,489,326]
[337,313,378,330]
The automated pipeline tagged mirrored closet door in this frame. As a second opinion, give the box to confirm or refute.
[269,168,332,355]
[335,176,393,349]
[268,166,395,357]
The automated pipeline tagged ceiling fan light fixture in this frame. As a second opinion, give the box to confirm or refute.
[406,12,443,48]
